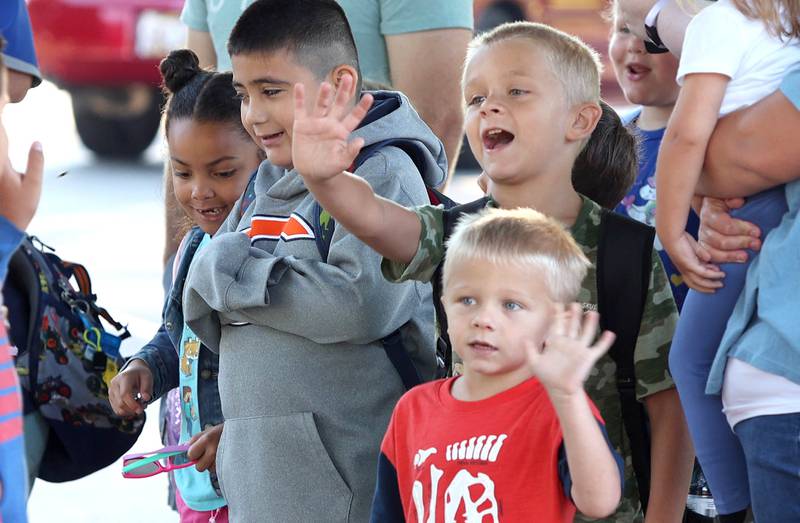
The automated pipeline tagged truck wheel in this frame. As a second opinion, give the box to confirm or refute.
[71,85,163,158]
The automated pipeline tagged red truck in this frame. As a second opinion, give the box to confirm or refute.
[28,0,184,158]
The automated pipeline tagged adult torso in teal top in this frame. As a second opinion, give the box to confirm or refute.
[335,0,473,86]
[174,234,226,511]
[180,0,255,72]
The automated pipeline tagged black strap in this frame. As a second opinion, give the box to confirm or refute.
[597,209,655,513]
[432,197,491,376]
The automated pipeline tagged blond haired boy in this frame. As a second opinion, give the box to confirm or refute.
[370,208,622,521]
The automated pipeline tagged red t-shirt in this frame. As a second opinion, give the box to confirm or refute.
[371,377,611,522]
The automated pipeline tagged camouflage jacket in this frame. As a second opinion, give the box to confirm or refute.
[382,195,679,523]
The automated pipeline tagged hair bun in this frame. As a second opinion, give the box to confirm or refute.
[160,49,202,94]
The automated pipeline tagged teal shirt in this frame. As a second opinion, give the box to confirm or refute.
[336,0,473,86]
[707,181,800,393]
[174,235,226,512]
[181,0,473,82]
[180,0,256,72]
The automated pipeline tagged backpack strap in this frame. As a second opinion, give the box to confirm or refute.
[238,169,259,220]
[597,209,655,513]
[431,197,491,375]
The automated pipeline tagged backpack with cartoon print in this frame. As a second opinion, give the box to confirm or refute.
[3,236,144,482]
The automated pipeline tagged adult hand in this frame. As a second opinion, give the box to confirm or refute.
[109,359,153,416]
[0,142,43,231]
[698,197,761,263]
[292,76,373,183]
[188,423,223,473]
[530,304,615,399]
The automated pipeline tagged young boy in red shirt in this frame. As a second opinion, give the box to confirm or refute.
[369,208,623,522]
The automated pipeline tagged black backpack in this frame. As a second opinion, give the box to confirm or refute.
[238,138,456,390]
[433,197,656,514]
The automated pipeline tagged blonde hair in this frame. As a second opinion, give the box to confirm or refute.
[442,208,591,303]
[466,21,603,107]
[732,0,800,39]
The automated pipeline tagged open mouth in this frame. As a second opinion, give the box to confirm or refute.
[194,207,225,219]
[469,341,498,353]
[626,63,651,80]
[482,128,515,151]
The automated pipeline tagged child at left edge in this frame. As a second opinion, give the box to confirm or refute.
[0,38,44,523]
[370,207,623,521]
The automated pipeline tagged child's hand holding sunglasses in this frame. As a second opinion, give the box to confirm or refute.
[187,423,224,473]
[122,444,195,479]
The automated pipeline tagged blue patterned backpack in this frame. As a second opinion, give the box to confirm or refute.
[3,236,144,482]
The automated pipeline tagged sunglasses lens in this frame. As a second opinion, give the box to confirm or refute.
[123,457,160,477]
[169,452,191,466]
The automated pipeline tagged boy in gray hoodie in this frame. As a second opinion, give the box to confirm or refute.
[181,0,442,520]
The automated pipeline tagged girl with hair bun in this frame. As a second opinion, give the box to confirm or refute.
[109,49,263,523]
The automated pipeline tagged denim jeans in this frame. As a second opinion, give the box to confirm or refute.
[734,413,800,523]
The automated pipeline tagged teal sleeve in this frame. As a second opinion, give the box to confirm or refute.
[780,67,800,111]
[180,0,209,32]
[379,0,473,35]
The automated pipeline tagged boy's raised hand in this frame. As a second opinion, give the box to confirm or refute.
[292,75,373,182]
[528,303,615,399]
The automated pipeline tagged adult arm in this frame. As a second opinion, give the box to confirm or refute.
[699,88,800,198]
[616,0,713,57]
[186,29,217,70]
[385,28,471,182]
[642,388,694,523]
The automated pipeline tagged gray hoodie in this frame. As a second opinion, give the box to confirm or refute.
[183,91,444,522]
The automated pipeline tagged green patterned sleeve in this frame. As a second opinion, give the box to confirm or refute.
[633,249,679,400]
[380,204,446,284]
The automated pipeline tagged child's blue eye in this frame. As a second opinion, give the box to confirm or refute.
[467,95,485,107]
[503,301,522,311]
[459,296,476,306]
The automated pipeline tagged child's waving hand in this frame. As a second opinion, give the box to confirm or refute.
[292,75,373,182]
[528,303,616,399]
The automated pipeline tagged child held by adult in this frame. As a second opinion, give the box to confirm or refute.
[371,208,623,521]
[109,49,263,523]
[654,2,800,521]
[292,21,693,522]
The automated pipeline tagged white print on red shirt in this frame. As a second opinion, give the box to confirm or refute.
[411,433,508,523]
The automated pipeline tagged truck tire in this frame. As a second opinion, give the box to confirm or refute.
[71,85,163,158]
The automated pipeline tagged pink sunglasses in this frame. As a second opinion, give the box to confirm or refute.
[122,444,195,479]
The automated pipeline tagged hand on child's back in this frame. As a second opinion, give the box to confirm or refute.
[528,303,615,399]
[291,75,373,182]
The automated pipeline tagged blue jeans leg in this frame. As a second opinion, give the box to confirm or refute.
[668,187,788,514]
[734,413,800,523]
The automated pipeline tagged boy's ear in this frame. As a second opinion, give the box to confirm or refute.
[330,65,360,99]
[565,102,602,142]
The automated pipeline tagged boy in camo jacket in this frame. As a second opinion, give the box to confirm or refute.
[292,21,693,522]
